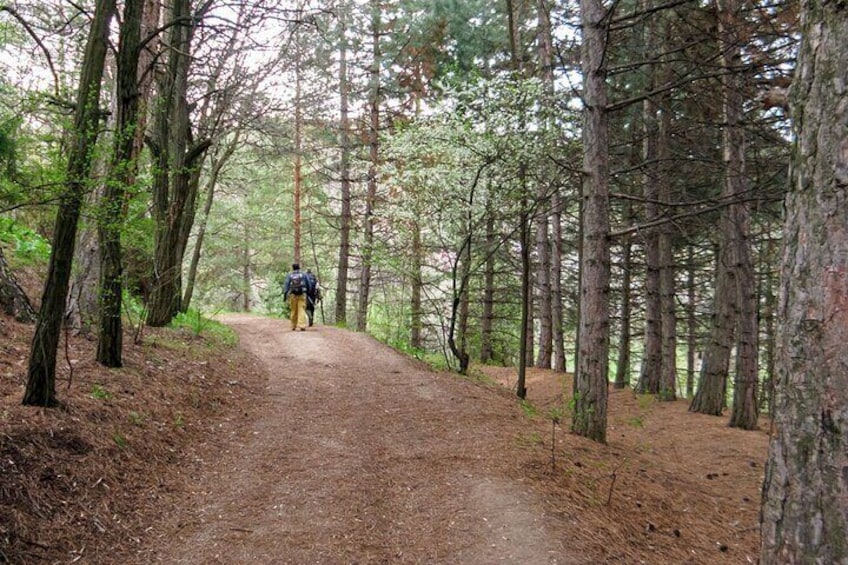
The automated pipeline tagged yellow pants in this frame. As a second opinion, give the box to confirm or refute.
[288,294,308,330]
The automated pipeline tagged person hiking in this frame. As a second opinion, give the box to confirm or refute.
[305,269,322,327]
[283,263,312,331]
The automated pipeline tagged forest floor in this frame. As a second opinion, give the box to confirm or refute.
[0,312,768,564]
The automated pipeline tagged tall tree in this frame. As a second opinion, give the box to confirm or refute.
[506,0,531,398]
[97,0,144,367]
[146,0,210,327]
[335,1,353,326]
[657,83,677,401]
[182,132,240,311]
[720,0,758,429]
[572,0,611,443]
[23,0,116,406]
[292,33,305,264]
[635,47,662,395]
[355,0,381,332]
[614,207,633,389]
[533,0,554,371]
[760,0,848,558]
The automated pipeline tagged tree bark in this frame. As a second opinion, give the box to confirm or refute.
[685,244,697,398]
[615,213,633,389]
[356,0,381,333]
[335,1,352,327]
[24,0,115,406]
[690,243,734,415]
[97,0,144,368]
[550,190,567,373]
[657,87,677,401]
[0,247,35,322]
[760,0,848,558]
[147,0,208,327]
[183,132,239,311]
[293,41,304,265]
[534,0,555,371]
[635,17,661,395]
[480,209,495,364]
[409,221,423,349]
[572,0,611,443]
[721,0,758,430]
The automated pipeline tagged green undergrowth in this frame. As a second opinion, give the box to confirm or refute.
[170,309,237,347]
[0,216,51,265]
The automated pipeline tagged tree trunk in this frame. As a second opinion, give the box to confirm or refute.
[615,212,633,389]
[534,205,552,369]
[241,227,250,312]
[635,22,662,394]
[685,244,697,398]
[183,132,239,311]
[760,1,848,559]
[458,236,471,373]
[97,0,144,368]
[293,41,303,265]
[657,88,677,401]
[0,247,35,322]
[335,2,352,327]
[24,0,115,406]
[690,243,734,415]
[550,190,567,373]
[506,0,530,398]
[533,0,555,371]
[147,0,208,327]
[356,0,381,333]
[448,231,472,374]
[67,219,100,335]
[720,0,758,429]
[519,207,531,395]
[409,221,423,349]
[760,244,776,413]
[480,209,495,364]
[572,0,611,443]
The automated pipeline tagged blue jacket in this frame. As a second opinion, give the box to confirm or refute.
[283,270,312,300]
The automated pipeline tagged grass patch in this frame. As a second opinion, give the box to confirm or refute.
[170,309,237,347]
[90,384,111,400]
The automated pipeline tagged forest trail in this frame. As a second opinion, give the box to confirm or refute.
[145,314,571,564]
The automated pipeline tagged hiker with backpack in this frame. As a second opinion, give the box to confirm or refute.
[305,269,321,327]
[283,263,312,331]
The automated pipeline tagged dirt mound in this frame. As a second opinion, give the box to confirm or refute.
[0,313,767,563]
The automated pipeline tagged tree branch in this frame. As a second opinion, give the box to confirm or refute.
[0,6,60,97]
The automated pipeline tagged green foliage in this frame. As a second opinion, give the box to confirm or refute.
[0,116,20,177]
[122,291,147,322]
[419,351,452,372]
[112,433,128,449]
[386,336,425,360]
[519,399,538,418]
[170,309,237,347]
[546,405,565,424]
[636,393,655,411]
[514,431,544,448]
[172,309,214,335]
[128,411,145,426]
[90,384,111,400]
[0,216,51,265]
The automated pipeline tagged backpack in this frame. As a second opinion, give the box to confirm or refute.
[305,272,318,298]
[289,271,306,295]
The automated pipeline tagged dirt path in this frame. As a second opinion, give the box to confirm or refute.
[146,315,569,564]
